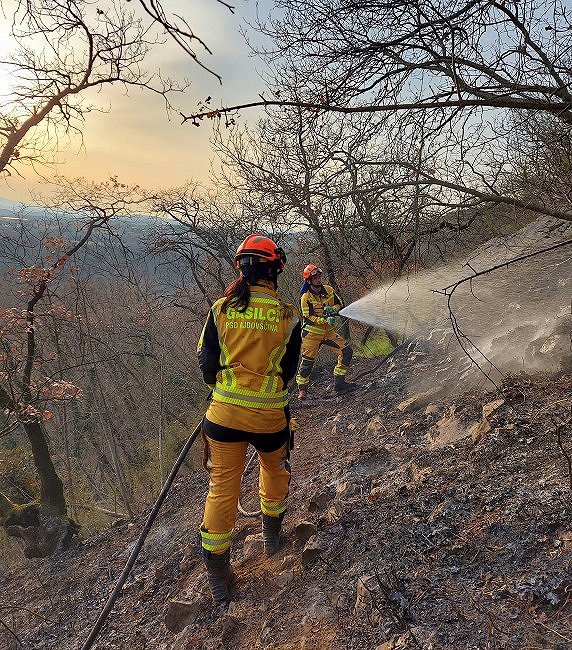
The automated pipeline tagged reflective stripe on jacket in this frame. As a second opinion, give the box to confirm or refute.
[197,283,301,413]
[300,284,342,334]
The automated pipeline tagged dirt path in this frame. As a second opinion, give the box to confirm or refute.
[1,357,572,649]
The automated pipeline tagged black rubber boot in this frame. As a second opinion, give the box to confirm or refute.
[262,513,284,556]
[334,376,357,393]
[202,548,235,604]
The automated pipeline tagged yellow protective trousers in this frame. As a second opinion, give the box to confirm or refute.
[296,329,353,387]
[200,433,291,555]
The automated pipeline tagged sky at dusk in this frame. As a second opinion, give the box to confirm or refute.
[0,0,271,204]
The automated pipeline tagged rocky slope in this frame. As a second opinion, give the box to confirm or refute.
[1,346,572,650]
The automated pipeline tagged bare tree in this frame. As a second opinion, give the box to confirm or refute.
[504,111,572,210]
[213,103,490,301]
[0,176,216,552]
[147,183,283,314]
[0,0,237,178]
[0,178,149,554]
[185,0,572,224]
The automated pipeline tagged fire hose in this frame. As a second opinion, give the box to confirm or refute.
[80,419,202,650]
[237,448,262,517]
[80,413,265,649]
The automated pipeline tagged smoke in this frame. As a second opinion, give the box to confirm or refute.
[341,217,572,393]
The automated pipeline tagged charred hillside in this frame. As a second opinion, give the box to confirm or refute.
[1,348,572,650]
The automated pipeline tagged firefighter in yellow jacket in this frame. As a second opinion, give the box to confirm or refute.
[197,234,301,605]
[296,264,356,399]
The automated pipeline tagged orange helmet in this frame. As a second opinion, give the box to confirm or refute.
[234,234,286,270]
[303,263,323,279]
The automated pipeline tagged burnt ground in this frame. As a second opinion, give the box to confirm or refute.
[1,347,572,650]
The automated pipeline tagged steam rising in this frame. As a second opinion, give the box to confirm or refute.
[341,217,572,392]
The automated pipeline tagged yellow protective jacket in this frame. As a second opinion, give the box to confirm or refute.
[300,284,343,335]
[197,281,301,433]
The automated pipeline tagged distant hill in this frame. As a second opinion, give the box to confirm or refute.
[0,195,61,216]
[0,198,177,286]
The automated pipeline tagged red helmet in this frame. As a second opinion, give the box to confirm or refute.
[234,234,286,269]
[303,263,323,279]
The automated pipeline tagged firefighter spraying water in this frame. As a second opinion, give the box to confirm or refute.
[296,264,357,399]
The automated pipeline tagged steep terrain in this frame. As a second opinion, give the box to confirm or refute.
[1,349,572,650]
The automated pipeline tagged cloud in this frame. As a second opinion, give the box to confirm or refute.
[0,0,271,200]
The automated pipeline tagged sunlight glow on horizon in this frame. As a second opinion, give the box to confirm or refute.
[0,0,270,205]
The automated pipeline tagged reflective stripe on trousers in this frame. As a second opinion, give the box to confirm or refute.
[201,437,291,554]
[296,330,352,386]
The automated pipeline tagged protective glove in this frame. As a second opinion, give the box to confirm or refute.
[323,306,338,325]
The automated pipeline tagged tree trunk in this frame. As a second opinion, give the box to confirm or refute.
[0,384,14,409]
[23,420,67,516]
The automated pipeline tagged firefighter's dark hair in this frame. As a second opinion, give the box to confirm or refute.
[221,260,278,313]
